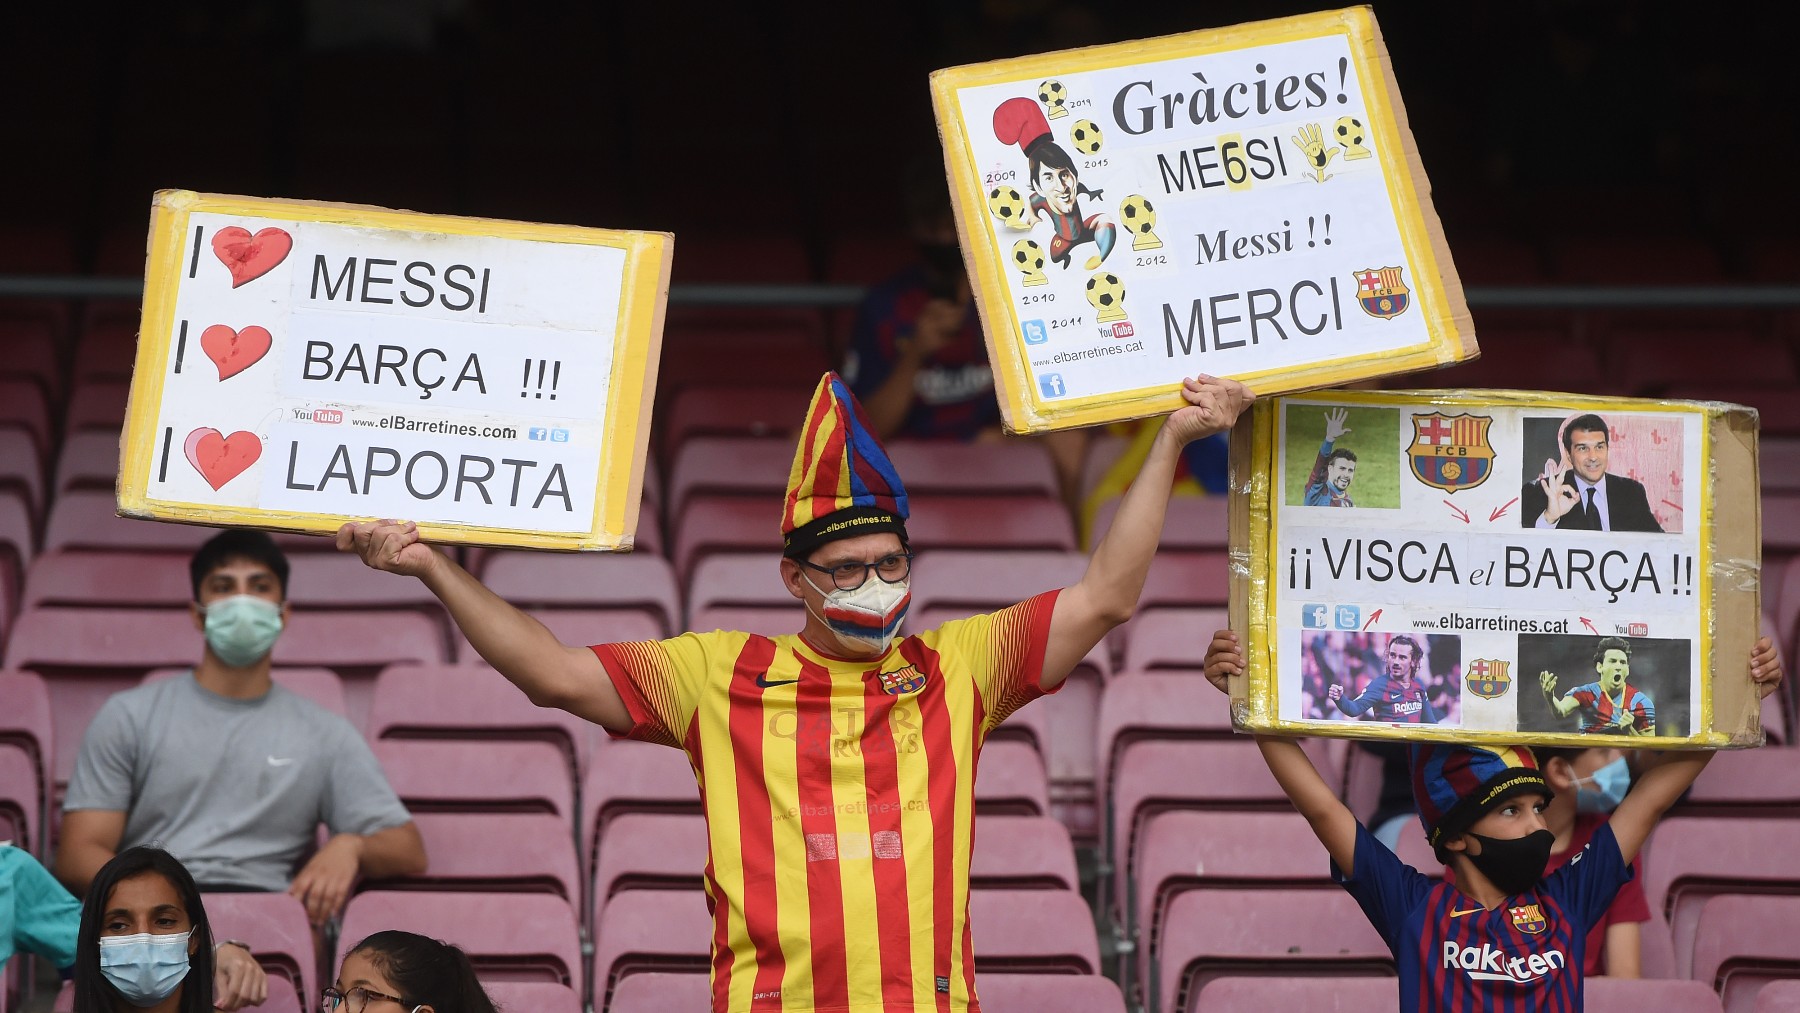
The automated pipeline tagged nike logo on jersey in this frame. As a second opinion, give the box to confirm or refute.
[756,674,800,688]
[1449,906,1485,918]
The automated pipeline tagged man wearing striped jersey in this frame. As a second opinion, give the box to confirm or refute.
[1540,637,1655,736]
[339,370,1253,1013]
[1328,635,1442,724]
[1203,630,1782,1013]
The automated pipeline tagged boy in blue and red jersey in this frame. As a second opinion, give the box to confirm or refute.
[1330,635,1442,724]
[1202,629,1781,1012]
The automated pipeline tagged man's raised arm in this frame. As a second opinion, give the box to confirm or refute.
[337,520,631,732]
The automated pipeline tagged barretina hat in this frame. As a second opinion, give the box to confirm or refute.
[1411,743,1551,851]
[781,373,909,559]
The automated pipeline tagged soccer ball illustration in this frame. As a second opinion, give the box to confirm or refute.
[988,185,1031,229]
[1119,194,1162,251]
[1335,116,1371,159]
[1070,119,1103,155]
[1012,239,1048,287]
[1086,271,1127,322]
[1038,79,1069,119]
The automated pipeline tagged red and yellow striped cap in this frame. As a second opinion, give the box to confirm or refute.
[781,373,910,559]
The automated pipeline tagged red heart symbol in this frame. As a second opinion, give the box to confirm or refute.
[211,226,293,288]
[183,428,262,491]
[200,324,272,381]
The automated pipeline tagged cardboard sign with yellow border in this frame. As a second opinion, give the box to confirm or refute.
[118,190,671,550]
[930,7,1476,433]
[1227,390,1763,748]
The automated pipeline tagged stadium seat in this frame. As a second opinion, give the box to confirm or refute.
[478,982,580,1013]
[372,739,574,823]
[1639,817,1800,977]
[1689,895,1800,1012]
[904,496,1075,553]
[42,490,218,553]
[1157,887,1391,1013]
[201,891,317,1007]
[1193,976,1398,1012]
[969,889,1099,975]
[602,971,710,1013]
[367,663,589,778]
[591,812,707,906]
[456,608,665,665]
[971,815,1079,892]
[282,552,447,613]
[674,497,784,584]
[1751,980,1800,1012]
[1676,746,1800,816]
[364,812,580,902]
[824,233,919,285]
[887,440,1061,500]
[685,553,793,616]
[973,974,1127,1013]
[1138,551,1232,610]
[142,667,349,720]
[22,550,191,608]
[0,380,51,456]
[0,429,43,520]
[1762,493,1800,554]
[581,740,702,870]
[50,432,121,497]
[0,745,40,853]
[660,384,814,456]
[905,550,1087,618]
[338,891,582,987]
[0,318,61,404]
[70,326,137,387]
[1670,387,1800,438]
[1548,235,1724,285]
[478,548,681,638]
[0,672,53,808]
[1427,330,1601,393]
[974,740,1050,817]
[1117,609,1226,672]
[62,380,130,434]
[684,605,803,638]
[591,889,712,1009]
[1089,494,1229,551]
[666,436,794,521]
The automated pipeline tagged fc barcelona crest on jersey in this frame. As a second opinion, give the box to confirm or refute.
[1466,659,1512,699]
[1408,412,1495,493]
[1509,903,1548,935]
[1354,266,1411,320]
[877,664,927,695]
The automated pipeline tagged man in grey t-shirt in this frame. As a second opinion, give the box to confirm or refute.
[57,531,426,926]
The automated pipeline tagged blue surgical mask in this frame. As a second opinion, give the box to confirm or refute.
[1573,756,1631,813]
[203,594,284,667]
[99,930,192,1006]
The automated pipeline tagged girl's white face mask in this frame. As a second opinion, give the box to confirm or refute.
[802,572,911,656]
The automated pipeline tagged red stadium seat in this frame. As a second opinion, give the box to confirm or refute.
[0,672,53,802]
[1138,552,1231,610]
[1194,976,1398,1012]
[1639,817,1800,977]
[674,497,784,585]
[904,496,1075,553]
[1077,434,1133,503]
[142,668,349,720]
[372,739,574,823]
[666,436,795,521]
[63,380,130,433]
[23,550,191,609]
[201,892,317,1006]
[455,609,665,665]
[906,550,1087,619]
[1763,438,1800,493]
[1668,387,1800,438]
[338,891,582,987]
[1118,610,1226,672]
[0,430,44,520]
[684,605,802,638]
[477,982,581,1013]
[365,812,580,902]
[971,815,1079,892]
[1089,494,1228,551]
[581,741,702,870]
[974,739,1049,817]
[887,440,1061,500]
[973,974,1127,1013]
[668,235,812,285]
[0,318,62,403]
[824,234,919,285]
[1689,895,1800,1012]
[657,326,832,399]
[969,889,1099,975]
[1609,334,1797,395]
[1157,887,1391,1013]
[43,491,218,553]
[1751,980,1800,1012]
[0,380,52,456]
[1676,746,1800,817]
[51,432,121,497]
[685,554,793,615]
[1425,330,1602,393]
[603,972,710,1013]
[0,745,41,853]
[283,553,446,612]
[592,813,707,906]
[368,663,589,778]
[591,889,712,1009]
[660,384,814,456]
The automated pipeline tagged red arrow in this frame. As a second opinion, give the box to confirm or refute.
[1490,497,1518,522]
[1579,617,1598,635]
[1444,500,1469,524]
[1361,608,1384,631]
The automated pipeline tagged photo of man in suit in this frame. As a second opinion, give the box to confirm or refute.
[1520,412,1663,532]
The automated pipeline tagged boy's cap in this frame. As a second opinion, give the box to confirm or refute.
[1410,743,1551,847]
[781,373,909,559]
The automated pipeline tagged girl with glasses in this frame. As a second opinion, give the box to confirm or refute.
[323,931,496,1013]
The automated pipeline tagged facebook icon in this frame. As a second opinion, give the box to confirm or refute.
[1334,605,1361,630]
[528,427,548,441]
[1038,373,1066,398]
[1302,604,1329,629]
[1022,319,1048,345]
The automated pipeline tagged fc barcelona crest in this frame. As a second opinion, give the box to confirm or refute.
[1354,266,1411,320]
[1467,659,1512,699]
[1408,412,1495,493]
[1509,903,1548,935]
[877,664,927,695]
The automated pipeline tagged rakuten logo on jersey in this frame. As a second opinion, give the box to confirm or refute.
[1442,942,1567,983]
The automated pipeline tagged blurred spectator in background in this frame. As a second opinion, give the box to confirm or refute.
[56,531,425,927]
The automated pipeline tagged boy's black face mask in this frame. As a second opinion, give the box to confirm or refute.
[1465,829,1554,896]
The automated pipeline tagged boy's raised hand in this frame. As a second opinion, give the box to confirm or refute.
[1204,628,1243,694]
[1751,635,1783,699]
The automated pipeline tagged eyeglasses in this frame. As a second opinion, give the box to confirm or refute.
[321,986,419,1013]
[800,550,913,591]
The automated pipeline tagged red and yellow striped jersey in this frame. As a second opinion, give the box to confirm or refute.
[591,590,1061,1013]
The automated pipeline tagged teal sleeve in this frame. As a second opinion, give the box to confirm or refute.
[2,848,81,970]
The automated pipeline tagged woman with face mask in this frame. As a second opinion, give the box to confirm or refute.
[72,847,216,1013]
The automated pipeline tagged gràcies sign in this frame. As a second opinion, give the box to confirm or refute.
[117,191,672,550]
